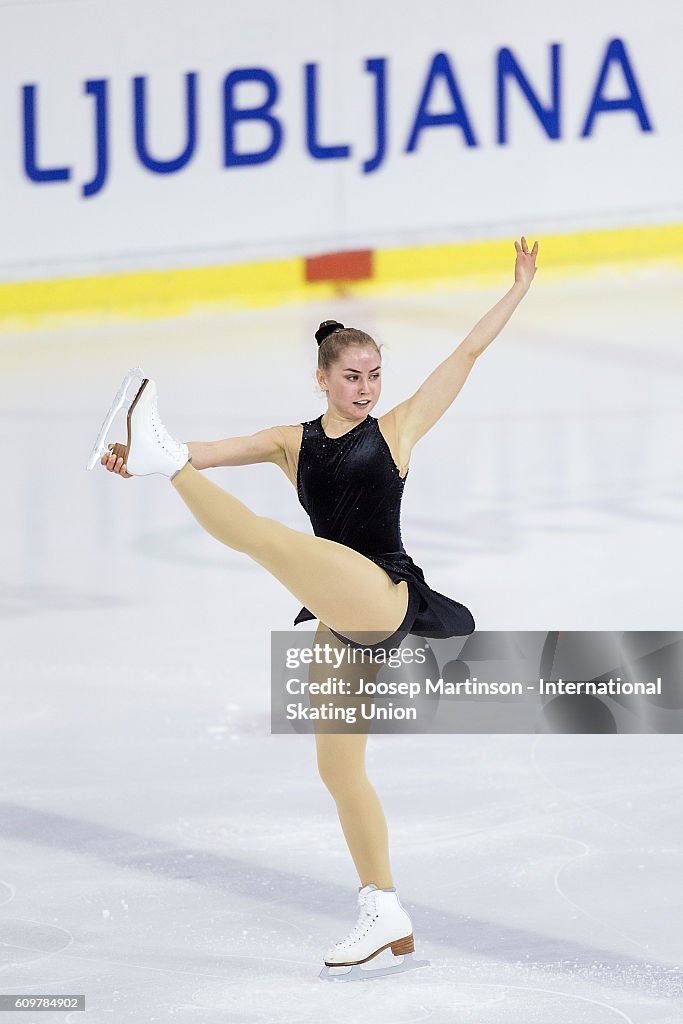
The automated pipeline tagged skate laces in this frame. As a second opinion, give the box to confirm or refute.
[149,392,185,456]
[335,890,378,948]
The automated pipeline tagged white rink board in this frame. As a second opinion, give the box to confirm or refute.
[0,0,681,279]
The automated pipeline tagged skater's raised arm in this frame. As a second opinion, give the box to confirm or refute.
[386,237,538,450]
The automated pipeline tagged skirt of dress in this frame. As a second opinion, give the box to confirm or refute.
[293,550,475,640]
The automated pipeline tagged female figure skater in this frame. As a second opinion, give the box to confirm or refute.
[92,237,539,980]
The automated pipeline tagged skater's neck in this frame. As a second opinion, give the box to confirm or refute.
[321,410,369,438]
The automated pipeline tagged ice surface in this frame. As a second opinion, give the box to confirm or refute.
[1,268,682,1021]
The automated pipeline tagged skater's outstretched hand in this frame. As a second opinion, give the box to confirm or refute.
[514,236,539,291]
[100,443,133,478]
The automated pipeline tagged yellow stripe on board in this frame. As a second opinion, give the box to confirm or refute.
[0,257,304,330]
[0,224,681,332]
[373,224,683,289]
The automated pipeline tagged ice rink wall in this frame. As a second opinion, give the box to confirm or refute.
[0,0,681,326]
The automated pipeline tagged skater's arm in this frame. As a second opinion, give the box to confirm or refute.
[387,238,538,448]
[101,426,295,478]
[187,427,285,470]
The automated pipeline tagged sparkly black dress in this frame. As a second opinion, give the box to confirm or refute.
[293,414,475,639]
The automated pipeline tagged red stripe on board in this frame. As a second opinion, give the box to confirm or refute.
[305,250,374,283]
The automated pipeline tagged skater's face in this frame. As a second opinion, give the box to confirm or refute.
[318,346,382,420]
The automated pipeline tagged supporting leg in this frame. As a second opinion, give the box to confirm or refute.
[316,730,394,889]
[311,624,394,889]
[171,463,409,641]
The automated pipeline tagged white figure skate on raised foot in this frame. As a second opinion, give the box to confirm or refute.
[86,368,190,478]
[319,884,430,982]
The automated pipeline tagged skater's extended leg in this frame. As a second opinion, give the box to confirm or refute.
[171,463,409,641]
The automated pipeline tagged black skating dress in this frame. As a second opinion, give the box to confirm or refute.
[294,414,475,647]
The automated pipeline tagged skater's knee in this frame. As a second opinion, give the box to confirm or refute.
[317,749,366,796]
[318,765,367,800]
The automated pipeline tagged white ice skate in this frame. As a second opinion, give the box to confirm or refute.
[319,884,430,982]
[86,368,189,479]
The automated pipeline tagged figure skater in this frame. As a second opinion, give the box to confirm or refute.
[89,236,539,980]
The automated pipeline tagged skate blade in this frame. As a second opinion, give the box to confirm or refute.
[86,367,145,471]
[319,953,431,983]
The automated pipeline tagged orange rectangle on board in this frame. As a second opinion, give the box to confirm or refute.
[305,250,374,282]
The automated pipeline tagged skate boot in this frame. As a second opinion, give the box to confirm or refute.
[86,368,190,479]
[319,884,430,982]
